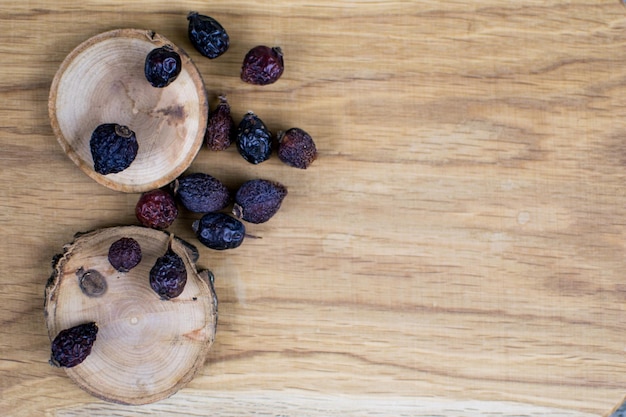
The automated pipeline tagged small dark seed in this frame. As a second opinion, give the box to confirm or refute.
[50,322,98,368]
[77,268,107,297]
[108,237,142,272]
[90,123,138,175]
[144,46,182,88]
[236,112,272,164]
[233,179,287,224]
[192,213,245,250]
[240,45,284,85]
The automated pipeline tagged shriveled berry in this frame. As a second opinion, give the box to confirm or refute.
[240,45,284,85]
[233,179,287,224]
[192,213,245,250]
[108,237,142,272]
[236,112,272,164]
[90,123,138,175]
[205,95,235,151]
[150,242,187,300]
[136,189,178,229]
[278,128,318,169]
[174,173,230,213]
[187,12,229,59]
[144,46,182,88]
[50,322,98,368]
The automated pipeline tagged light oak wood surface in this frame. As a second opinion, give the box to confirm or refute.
[2,1,626,415]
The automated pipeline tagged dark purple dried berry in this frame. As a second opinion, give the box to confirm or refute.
[240,45,284,85]
[187,12,229,59]
[233,179,287,224]
[136,189,178,230]
[205,96,235,151]
[108,237,142,272]
[192,213,245,250]
[278,128,318,169]
[144,46,182,88]
[50,322,98,368]
[149,241,187,300]
[174,173,230,213]
[236,112,272,164]
[90,123,138,175]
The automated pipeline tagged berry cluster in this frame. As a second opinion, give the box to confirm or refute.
[132,11,317,251]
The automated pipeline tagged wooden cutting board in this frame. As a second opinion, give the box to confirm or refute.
[2,1,625,415]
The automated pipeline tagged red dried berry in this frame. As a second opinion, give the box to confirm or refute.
[205,96,235,151]
[50,322,98,368]
[278,128,317,169]
[233,179,287,224]
[240,45,284,85]
[108,237,142,272]
[136,189,178,229]
[150,241,187,300]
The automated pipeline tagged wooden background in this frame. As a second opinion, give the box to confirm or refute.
[2,1,626,415]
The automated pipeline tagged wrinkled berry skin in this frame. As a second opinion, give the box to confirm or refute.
[187,12,229,59]
[233,179,287,224]
[278,128,318,169]
[50,322,98,368]
[241,45,284,85]
[174,172,230,213]
[205,96,235,151]
[108,237,142,272]
[136,189,178,229]
[145,46,182,88]
[90,123,138,175]
[150,244,187,300]
[192,213,245,250]
[236,112,272,164]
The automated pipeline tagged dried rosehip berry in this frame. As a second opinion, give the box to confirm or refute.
[192,213,246,250]
[90,123,138,175]
[241,45,284,85]
[136,189,178,229]
[205,95,235,151]
[108,237,142,272]
[144,46,182,88]
[149,241,187,300]
[233,179,287,224]
[278,128,318,169]
[50,322,98,368]
[236,112,272,164]
[187,12,229,59]
[174,172,230,213]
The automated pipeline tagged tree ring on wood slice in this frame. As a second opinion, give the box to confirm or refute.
[44,226,218,405]
[48,29,209,193]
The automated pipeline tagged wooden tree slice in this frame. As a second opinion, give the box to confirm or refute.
[48,29,208,193]
[44,226,218,405]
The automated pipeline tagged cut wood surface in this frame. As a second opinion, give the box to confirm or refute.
[1,1,626,416]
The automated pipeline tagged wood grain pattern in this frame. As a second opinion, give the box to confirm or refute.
[1,1,626,415]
